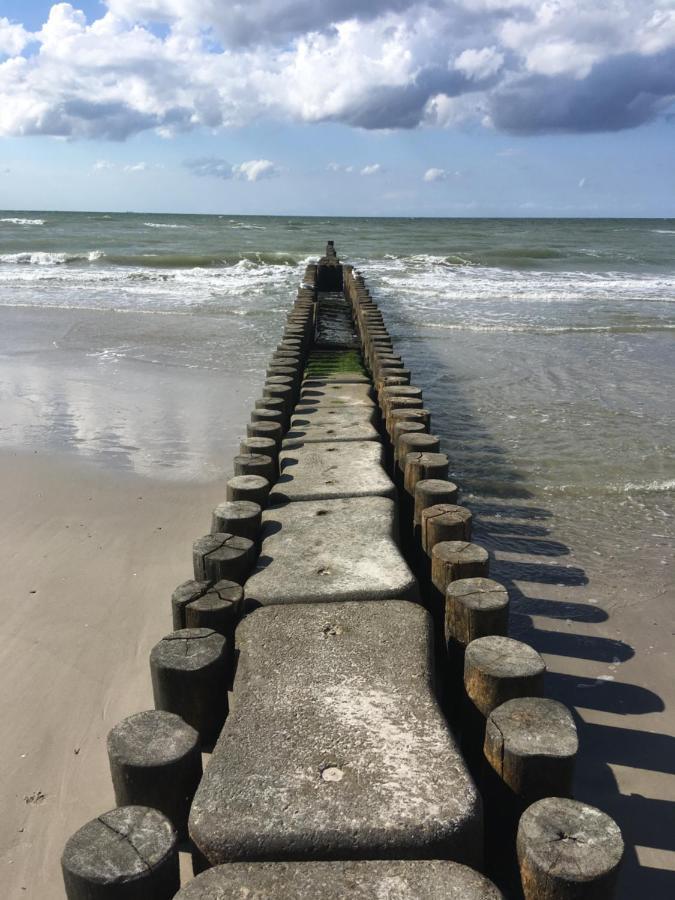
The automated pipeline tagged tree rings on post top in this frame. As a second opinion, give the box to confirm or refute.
[517,797,624,900]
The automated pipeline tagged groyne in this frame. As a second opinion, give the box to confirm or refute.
[61,242,624,899]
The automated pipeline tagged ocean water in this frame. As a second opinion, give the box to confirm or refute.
[1,213,673,892]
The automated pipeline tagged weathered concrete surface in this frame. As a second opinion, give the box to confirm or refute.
[283,417,379,445]
[176,860,503,899]
[270,441,394,503]
[291,405,376,427]
[300,382,373,406]
[244,497,418,606]
[189,601,482,866]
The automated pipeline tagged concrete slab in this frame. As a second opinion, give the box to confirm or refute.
[270,441,394,503]
[283,419,379,445]
[189,601,483,868]
[176,860,503,899]
[243,496,418,606]
[291,406,377,427]
[300,382,374,406]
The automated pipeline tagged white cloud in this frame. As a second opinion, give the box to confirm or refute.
[123,162,148,172]
[423,167,446,182]
[0,1,673,140]
[0,17,31,57]
[360,163,382,176]
[454,46,503,81]
[578,177,587,188]
[92,159,115,171]
[327,162,354,173]
[233,159,279,181]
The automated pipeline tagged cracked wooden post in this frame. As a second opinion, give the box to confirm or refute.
[414,478,459,527]
[193,532,256,583]
[62,806,179,900]
[422,505,473,557]
[446,577,509,660]
[184,579,243,639]
[484,697,578,803]
[517,798,624,900]
[171,579,211,630]
[404,451,449,496]
[107,710,202,837]
[150,628,229,745]
[462,635,546,769]
[211,500,262,542]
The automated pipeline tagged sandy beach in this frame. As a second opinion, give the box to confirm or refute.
[0,451,231,897]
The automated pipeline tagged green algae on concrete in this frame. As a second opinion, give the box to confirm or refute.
[304,350,366,379]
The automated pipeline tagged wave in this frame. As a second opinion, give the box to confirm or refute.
[545,479,675,497]
[0,249,301,268]
[418,321,675,335]
[652,229,675,235]
[144,222,190,229]
[1,217,45,226]
[0,250,104,265]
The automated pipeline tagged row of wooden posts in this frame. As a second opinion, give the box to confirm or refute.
[61,243,624,899]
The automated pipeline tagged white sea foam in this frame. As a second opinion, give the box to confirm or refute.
[0,250,104,265]
[144,222,190,229]
[0,217,45,225]
[652,229,675,235]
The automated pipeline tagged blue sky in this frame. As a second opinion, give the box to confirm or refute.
[1,1,674,216]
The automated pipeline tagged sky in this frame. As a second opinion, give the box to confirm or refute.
[0,1,674,216]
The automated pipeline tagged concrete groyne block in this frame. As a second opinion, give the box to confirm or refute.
[189,600,482,867]
[174,859,504,899]
[271,440,395,503]
[244,496,418,606]
[62,806,179,900]
[517,798,623,900]
[283,417,379,445]
[150,628,229,744]
[107,710,202,836]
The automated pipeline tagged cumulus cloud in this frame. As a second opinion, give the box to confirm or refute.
[124,161,148,172]
[423,167,446,182]
[360,163,382,175]
[233,159,279,181]
[185,156,279,181]
[0,1,674,140]
[327,162,354,173]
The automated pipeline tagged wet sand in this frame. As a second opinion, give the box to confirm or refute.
[0,451,225,898]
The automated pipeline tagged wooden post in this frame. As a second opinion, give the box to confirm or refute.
[422,505,473,555]
[107,710,202,837]
[396,432,440,471]
[485,697,577,804]
[464,636,545,718]
[150,628,229,745]
[239,435,278,464]
[404,451,449,496]
[184,580,243,639]
[211,500,262,541]
[246,421,283,447]
[414,479,459,526]
[445,577,509,647]
[517,798,624,900]
[233,452,276,484]
[193,532,256,583]
[390,407,431,432]
[226,474,271,507]
[62,807,179,900]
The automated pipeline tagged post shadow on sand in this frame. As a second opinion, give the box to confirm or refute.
[379,312,675,896]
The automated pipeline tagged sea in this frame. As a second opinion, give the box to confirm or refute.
[1,212,673,893]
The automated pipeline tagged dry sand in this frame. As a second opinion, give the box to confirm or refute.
[0,450,225,898]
